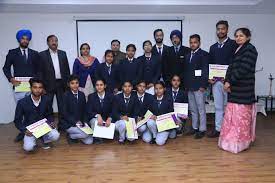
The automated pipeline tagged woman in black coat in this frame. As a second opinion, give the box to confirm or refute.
[218,28,258,154]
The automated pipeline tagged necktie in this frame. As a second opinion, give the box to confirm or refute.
[158,47,162,56]
[172,91,178,101]
[138,96,143,104]
[99,98,104,108]
[125,98,130,106]
[189,52,194,63]
[23,49,27,63]
[157,100,162,108]
[175,47,179,54]
[73,94,78,101]
[107,66,111,75]
[146,57,150,61]
[218,43,223,48]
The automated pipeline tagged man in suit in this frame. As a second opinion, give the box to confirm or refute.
[2,29,40,142]
[14,78,60,152]
[183,34,209,139]
[152,29,169,81]
[39,35,70,130]
[111,39,126,65]
[162,30,190,86]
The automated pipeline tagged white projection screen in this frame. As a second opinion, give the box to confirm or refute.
[76,20,182,62]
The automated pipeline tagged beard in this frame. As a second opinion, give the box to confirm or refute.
[155,38,163,44]
[19,42,29,48]
[217,33,227,40]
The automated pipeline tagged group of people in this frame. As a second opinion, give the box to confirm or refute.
[2,20,258,154]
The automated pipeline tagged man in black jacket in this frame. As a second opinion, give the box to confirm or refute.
[162,30,190,86]
[39,35,70,130]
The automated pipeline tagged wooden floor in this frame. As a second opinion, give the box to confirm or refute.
[0,114,275,183]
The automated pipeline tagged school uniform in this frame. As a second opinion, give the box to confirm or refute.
[209,38,236,132]
[87,91,114,131]
[146,95,176,145]
[183,48,209,133]
[14,95,60,152]
[138,54,161,85]
[152,44,169,79]
[119,58,142,87]
[162,45,191,85]
[95,62,120,93]
[134,92,154,143]
[61,90,93,144]
[112,92,138,142]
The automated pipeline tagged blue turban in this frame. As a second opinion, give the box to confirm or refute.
[170,30,182,41]
[16,29,32,42]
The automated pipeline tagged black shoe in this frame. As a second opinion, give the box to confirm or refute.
[207,129,220,138]
[66,134,79,144]
[118,140,125,145]
[14,133,24,142]
[186,128,198,136]
[42,142,52,150]
[194,131,205,139]
[176,128,184,137]
[94,138,103,144]
[150,138,156,144]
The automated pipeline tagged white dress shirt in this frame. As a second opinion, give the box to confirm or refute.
[20,47,28,59]
[31,94,41,107]
[50,49,61,79]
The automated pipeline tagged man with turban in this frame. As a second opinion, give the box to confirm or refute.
[2,29,40,142]
[162,30,190,86]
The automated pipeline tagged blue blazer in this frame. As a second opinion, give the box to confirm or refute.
[138,54,161,84]
[14,95,53,133]
[166,87,188,103]
[73,58,100,87]
[119,58,142,87]
[95,63,120,93]
[2,47,40,82]
[60,90,87,130]
[112,92,138,121]
[183,48,209,91]
[151,95,174,116]
[87,92,114,122]
[133,92,154,118]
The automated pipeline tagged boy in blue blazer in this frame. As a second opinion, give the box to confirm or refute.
[147,81,176,145]
[134,80,154,143]
[113,81,138,144]
[95,50,120,94]
[166,74,188,136]
[87,78,114,143]
[183,34,209,139]
[61,75,93,145]
[14,78,60,152]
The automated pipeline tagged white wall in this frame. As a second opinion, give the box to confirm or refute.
[0,13,274,124]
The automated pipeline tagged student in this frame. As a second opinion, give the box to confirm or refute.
[166,74,188,136]
[147,81,176,145]
[95,50,120,94]
[134,80,154,143]
[152,29,169,66]
[14,78,60,152]
[87,79,114,143]
[162,30,190,86]
[61,75,93,145]
[119,44,142,87]
[208,20,237,138]
[138,40,161,95]
[183,34,209,139]
[113,81,138,144]
[2,29,40,142]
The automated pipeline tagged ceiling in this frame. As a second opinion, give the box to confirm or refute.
[0,0,274,14]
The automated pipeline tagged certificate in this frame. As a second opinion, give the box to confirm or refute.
[26,118,52,138]
[174,103,188,116]
[93,120,115,139]
[14,77,32,92]
[156,112,179,132]
[125,118,138,139]
[136,110,153,129]
[76,122,93,135]
[209,64,228,79]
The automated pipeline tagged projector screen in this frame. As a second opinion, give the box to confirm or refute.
[76,20,182,62]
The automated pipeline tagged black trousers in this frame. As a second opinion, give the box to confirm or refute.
[46,79,66,130]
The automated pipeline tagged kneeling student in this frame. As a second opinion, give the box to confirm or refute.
[61,75,93,145]
[14,78,60,152]
[166,74,188,136]
[147,81,176,145]
[134,80,154,143]
[113,81,138,144]
[87,79,114,143]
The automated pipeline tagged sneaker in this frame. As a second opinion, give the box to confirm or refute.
[42,142,52,150]
[14,133,24,143]
[66,134,79,144]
